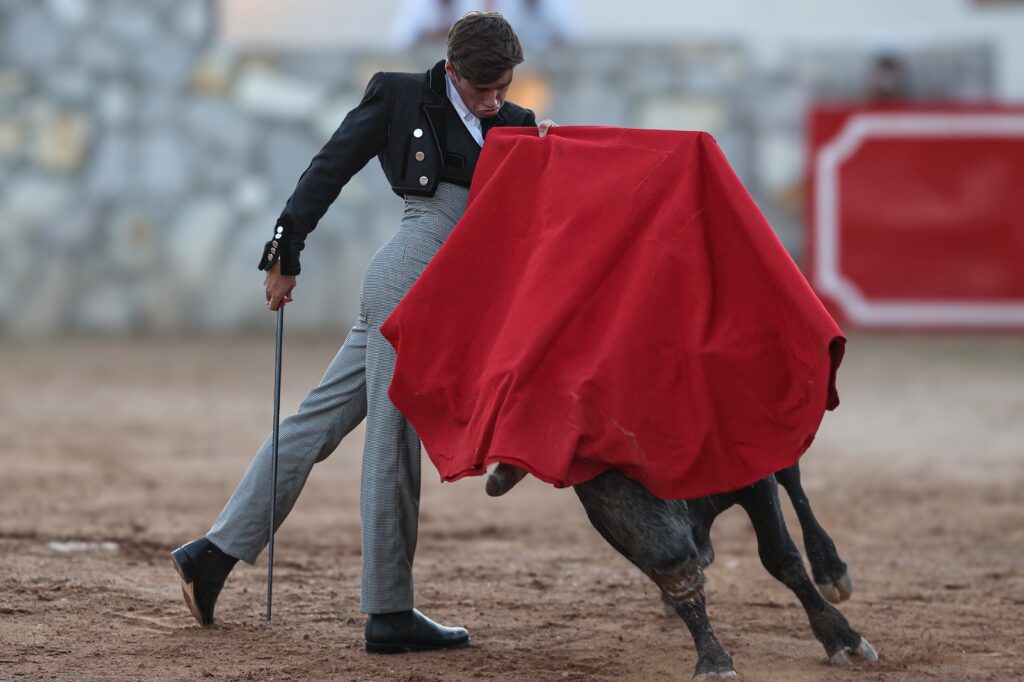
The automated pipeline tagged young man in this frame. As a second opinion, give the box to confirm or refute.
[171,12,552,653]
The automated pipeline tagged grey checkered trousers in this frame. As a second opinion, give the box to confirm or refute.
[207,182,470,614]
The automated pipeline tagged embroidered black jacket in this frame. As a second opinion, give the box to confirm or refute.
[260,59,536,276]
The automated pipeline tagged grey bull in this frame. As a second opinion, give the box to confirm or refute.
[572,462,878,679]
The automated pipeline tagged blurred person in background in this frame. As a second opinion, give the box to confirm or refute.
[171,11,555,654]
[392,0,573,49]
[866,53,912,102]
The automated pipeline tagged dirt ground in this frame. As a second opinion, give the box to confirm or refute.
[1,334,1021,681]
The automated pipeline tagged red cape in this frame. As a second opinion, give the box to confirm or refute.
[381,127,844,500]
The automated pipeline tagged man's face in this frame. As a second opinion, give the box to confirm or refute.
[445,60,513,119]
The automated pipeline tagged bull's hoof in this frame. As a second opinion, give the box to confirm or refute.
[856,638,879,663]
[817,571,853,603]
[694,651,736,680]
[829,637,879,666]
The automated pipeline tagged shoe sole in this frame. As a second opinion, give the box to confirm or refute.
[171,548,212,627]
[365,638,470,655]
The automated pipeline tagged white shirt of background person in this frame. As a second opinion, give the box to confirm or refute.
[390,0,575,50]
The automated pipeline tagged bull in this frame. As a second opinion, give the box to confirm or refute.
[491,461,878,679]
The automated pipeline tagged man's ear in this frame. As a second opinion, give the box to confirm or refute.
[444,60,459,82]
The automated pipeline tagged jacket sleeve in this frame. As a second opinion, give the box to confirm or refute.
[259,72,392,276]
[522,108,537,127]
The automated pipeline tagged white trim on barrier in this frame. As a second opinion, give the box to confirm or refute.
[813,112,1024,328]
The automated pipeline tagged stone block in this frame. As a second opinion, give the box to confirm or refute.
[100,4,159,46]
[134,32,195,89]
[107,208,159,272]
[39,203,98,254]
[194,222,264,332]
[0,117,24,162]
[233,64,326,120]
[174,0,210,42]
[264,126,320,193]
[7,263,72,336]
[232,176,270,216]
[3,174,70,227]
[43,69,92,104]
[87,133,135,198]
[182,97,253,153]
[77,33,125,76]
[70,280,134,333]
[139,278,186,333]
[140,130,194,198]
[167,196,234,291]
[46,0,89,26]
[0,69,29,101]
[194,149,251,191]
[313,95,360,140]
[31,111,90,173]
[96,83,134,126]
[2,8,64,69]
[138,90,181,127]
[190,49,236,97]
[275,55,350,90]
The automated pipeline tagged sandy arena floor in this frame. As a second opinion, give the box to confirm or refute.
[1,334,1021,681]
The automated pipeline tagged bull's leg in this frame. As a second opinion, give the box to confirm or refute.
[574,472,736,680]
[735,476,878,666]
[659,495,719,617]
[675,594,737,681]
[775,463,852,603]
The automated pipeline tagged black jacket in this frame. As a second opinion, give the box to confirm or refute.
[260,60,537,275]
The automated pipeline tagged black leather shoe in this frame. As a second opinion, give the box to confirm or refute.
[485,463,528,497]
[171,537,238,626]
[365,609,470,654]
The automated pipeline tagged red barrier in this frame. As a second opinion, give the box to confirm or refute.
[806,106,1024,329]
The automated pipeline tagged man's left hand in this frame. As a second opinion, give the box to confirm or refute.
[538,119,558,137]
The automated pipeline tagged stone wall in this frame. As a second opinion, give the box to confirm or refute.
[1,0,396,336]
[0,0,991,336]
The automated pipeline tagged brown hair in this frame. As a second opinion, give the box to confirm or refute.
[446,11,524,83]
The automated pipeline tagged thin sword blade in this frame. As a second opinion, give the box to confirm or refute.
[266,305,284,620]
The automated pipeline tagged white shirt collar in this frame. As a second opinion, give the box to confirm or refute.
[445,72,484,147]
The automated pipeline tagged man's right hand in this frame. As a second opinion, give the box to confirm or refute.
[263,260,296,311]
[538,119,558,137]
